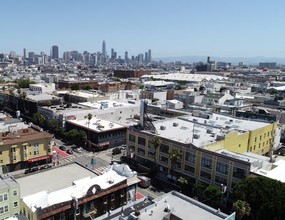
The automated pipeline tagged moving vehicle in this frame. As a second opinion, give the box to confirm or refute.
[137,175,151,188]
[59,145,66,151]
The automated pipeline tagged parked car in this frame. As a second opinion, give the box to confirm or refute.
[66,149,73,154]
[59,145,66,151]
[137,175,151,188]
[24,167,39,174]
[73,147,82,153]
[40,164,52,170]
[112,147,122,155]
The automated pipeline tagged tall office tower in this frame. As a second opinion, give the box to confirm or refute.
[51,45,59,59]
[111,48,114,59]
[23,48,27,59]
[102,40,106,57]
[125,51,128,61]
[114,52,117,60]
[138,54,144,64]
[207,56,211,64]
[148,49,151,62]
[145,52,148,63]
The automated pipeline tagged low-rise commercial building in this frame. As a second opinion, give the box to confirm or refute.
[127,112,280,192]
[17,163,140,220]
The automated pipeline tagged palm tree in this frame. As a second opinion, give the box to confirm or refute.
[86,113,93,150]
[168,148,182,177]
[33,113,46,127]
[150,136,161,175]
[233,200,251,220]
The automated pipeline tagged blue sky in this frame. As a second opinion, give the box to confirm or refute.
[1,0,285,58]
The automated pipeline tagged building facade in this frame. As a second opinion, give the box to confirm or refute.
[0,126,53,172]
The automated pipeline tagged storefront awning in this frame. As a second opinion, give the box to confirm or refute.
[28,155,52,163]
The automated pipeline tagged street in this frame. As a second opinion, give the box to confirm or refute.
[53,138,164,199]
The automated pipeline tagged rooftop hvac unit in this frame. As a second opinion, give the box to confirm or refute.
[160,125,166,130]
[193,134,200,139]
[173,122,179,127]
[207,128,213,134]
[216,134,225,140]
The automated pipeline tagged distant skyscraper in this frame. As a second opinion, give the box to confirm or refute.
[125,51,128,61]
[102,40,106,57]
[111,48,114,59]
[51,45,59,59]
[145,52,148,63]
[148,49,151,62]
[23,48,27,59]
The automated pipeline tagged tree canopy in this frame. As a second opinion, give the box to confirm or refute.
[234,176,285,220]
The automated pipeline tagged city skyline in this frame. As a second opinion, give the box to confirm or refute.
[1,0,285,58]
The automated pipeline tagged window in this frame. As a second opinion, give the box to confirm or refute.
[13,202,18,208]
[129,134,136,143]
[200,170,211,180]
[10,148,15,153]
[103,196,108,204]
[0,193,8,202]
[159,144,169,154]
[121,190,125,198]
[201,157,212,169]
[111,193,115,201]
[254,137,257,142]
[138,148,145,156]
[148,151,155,159]
[184,164,195,174]
[260,135,262,140]
[138,137,146,146]
[0,151,2,155]
[159,156,168,164]
[215,176,227,185]
[60,213,65,220]
[233,167,246,179]
[185,152,196,164]
[13,190,18,196]
[33,145,39,156]
[0,205,8,214]
[216,162,228,175]
[13,155,16,161]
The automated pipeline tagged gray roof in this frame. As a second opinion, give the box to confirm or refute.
[0,174,19,190]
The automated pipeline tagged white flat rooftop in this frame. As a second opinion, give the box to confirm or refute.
[138,191,229,220]
[78,100,136,109]
[68,117,125,132]
[253,159,285,182]
[16,163,95,198]
[141,73,228,82]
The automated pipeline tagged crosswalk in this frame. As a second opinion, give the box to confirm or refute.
[93,165,111,176]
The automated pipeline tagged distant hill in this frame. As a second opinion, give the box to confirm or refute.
[154,56,285,65]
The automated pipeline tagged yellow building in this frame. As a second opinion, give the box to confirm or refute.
[0,126,53,172]
[126,113,280,191]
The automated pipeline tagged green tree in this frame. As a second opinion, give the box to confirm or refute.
[233,200,251,220]
[15,78,35,88]
[83,85,92,90]
[150,136,161,174]
[47,119,59,132]
[71,84,80,90]
[86,113,93,149]
[192,181,207,198]
[168,147,182,174]
[234,176,285,220]
[203,185,222,202]
[32,113,46,127]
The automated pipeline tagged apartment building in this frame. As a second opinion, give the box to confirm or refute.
[0,125,54,171]
[0,174,21,219]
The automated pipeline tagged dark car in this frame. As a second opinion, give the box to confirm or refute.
[40,164,52,170]
[59,145,66,151]
[66,149,73,154]
[112,147,122,155]
[25,167,39,174]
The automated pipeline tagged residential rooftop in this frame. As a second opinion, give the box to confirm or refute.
[0,174,18,190]
[136,191,231,220]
